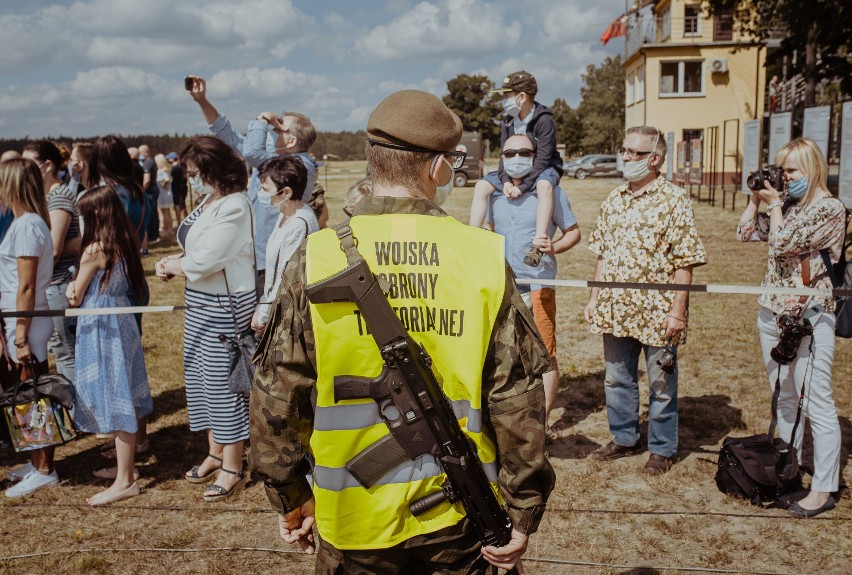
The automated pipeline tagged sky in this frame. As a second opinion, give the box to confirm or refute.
[0,0,625,138]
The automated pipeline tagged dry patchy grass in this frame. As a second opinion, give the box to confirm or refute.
[1,163,850,574]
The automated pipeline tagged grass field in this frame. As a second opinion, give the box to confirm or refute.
[1,161,850,575]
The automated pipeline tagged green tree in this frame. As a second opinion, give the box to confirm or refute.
[551,98,585,157]
[442,74,502,151]
[705,0,852,105]
[577,55,625,153]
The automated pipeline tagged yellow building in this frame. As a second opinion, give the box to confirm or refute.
[624,0,765,195]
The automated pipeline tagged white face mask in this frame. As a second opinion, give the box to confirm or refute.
[433,157,454,206]
[621,133,660,182]
[504,156,533,178]
[189,175,214,196]
[502,96,521,118]
[258,187,287,208]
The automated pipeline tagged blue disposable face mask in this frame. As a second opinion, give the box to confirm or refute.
[502,97,521,118]
[189,175,214,196]
[504,155,533,178]
[787,177,808,199]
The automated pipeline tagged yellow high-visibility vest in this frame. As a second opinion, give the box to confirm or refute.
[306,213,506,550]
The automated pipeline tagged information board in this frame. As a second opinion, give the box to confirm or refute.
[676,141,687,181]
[741,119,761,194]
[802,105,831,158]
[689,139,703,184]
[768,112,792,163]
[840,101,852,208]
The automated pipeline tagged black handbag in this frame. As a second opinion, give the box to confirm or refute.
[715,370,803,506]
[820,241,852,338]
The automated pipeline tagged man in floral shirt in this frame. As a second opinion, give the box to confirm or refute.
[584,126,707,474]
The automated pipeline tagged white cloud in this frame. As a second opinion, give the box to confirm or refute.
[355,0,521,60]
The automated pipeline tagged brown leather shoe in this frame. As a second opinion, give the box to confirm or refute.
[643,454,673,474]
[590,440,644,461]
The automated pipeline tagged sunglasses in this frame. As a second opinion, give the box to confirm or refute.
[502,149,534,158]
[617,147,655,159]
[367,139,467,170]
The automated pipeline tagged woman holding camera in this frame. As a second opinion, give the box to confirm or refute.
[737,137,847,517]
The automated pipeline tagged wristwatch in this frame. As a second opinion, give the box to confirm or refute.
[14,336,28,348]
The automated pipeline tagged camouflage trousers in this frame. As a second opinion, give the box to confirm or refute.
[314,517,496,575]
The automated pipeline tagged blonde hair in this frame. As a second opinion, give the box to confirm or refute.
[155,153,170,171]
[0,158,51,226]
[774,137,828,205]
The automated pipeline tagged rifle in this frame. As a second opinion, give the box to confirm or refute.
[305,242,513,549]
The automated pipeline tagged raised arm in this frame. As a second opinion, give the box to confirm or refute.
[187,75,245,156]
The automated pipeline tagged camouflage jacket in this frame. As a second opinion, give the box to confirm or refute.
[249,195,556,536]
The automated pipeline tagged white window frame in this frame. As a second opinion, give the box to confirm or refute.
[637,65,646,102]
[683,4,701,37]
[659,60,705,98]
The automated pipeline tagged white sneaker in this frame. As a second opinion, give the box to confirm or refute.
[6,462,35,482]
[5,469,60,498]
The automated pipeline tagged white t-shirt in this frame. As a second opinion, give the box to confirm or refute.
[0,212,55,361]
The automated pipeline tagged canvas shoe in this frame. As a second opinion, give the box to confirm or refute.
[6,462,35,482]
[5,469,59,498]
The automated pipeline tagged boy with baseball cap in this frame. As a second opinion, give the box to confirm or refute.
[469,71,564,266]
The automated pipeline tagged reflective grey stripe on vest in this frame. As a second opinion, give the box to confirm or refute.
[313,453,499,492]
[314,398,482,433]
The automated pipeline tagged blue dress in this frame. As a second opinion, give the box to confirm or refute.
[73,262,153,434]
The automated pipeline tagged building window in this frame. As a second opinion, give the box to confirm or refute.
[660,61,704,96]
[684,4,700,36]
[714,8,734,41]
[657,8,671,42]
[637,65,646,102]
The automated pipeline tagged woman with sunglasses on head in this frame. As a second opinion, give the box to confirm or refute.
[21,141,81,384]
[737,137,847,517]
[155,136,254,502]
[0,158,57,498]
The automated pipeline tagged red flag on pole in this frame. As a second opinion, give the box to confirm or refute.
[600,16,627,45]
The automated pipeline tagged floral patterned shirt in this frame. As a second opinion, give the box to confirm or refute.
[736,196,847,315]
[587,176,707,346]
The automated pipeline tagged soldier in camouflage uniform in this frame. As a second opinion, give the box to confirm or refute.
[249,90,555,574]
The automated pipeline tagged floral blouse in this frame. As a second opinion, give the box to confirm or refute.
[587,176,707,347]
[736,196,847,315]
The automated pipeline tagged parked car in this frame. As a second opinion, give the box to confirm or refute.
[453,131,484,187]
[563,154,622,179]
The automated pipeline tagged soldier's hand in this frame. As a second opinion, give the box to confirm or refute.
[279,498,316,554]
[481,529,528,571]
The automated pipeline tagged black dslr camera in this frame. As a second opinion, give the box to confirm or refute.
[747,165,785,191]
[770,314,814,365]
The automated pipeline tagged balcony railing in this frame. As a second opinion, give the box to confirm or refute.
[625,14,735,59]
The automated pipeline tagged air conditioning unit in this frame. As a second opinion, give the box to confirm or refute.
[709,58,729,74]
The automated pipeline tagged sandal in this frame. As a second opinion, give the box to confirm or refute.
[203,465,246,502]
[100,438,150,460]
[185,454,223,484]
[523,244,542,267]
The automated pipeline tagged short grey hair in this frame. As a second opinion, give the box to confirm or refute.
[625,126,666,162]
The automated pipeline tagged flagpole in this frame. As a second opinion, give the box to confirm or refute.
[624,0,628,59]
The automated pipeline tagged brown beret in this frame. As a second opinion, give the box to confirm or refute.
[367,90,463,153]
[491,71,538,96]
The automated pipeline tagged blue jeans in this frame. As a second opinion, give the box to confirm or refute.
[602,334,678,457]
[45,282,76,383]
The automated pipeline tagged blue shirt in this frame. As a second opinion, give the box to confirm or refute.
[485,186,576,292]
[209,115,317,270]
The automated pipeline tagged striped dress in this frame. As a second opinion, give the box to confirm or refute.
[178,203,254,444]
